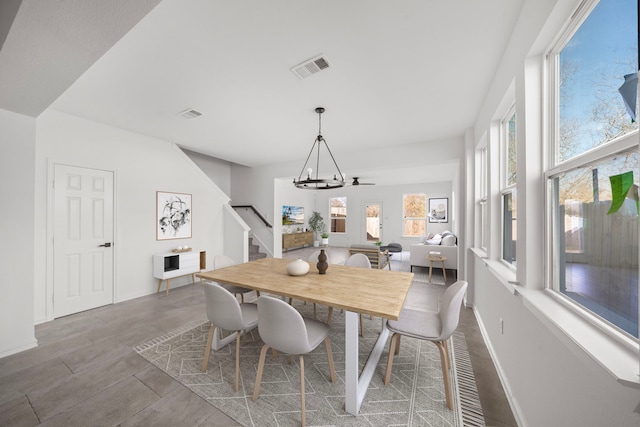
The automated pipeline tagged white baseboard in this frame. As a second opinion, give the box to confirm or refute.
[473,306,527,427]
[0,338,38,359]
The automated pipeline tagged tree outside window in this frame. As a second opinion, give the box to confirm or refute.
[549,0,638,337]
[403,194,426,237]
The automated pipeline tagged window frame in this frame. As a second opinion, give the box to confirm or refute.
[501,105,517,269]
[329,196,347,234]
[402,193,427,238]
[545,0,639,340]
[478,144,488,251]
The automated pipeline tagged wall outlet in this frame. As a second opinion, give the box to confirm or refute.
[499,317,504,335]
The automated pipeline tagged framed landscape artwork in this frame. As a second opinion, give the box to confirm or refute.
[428,197,448,223]
[157,191,192,240]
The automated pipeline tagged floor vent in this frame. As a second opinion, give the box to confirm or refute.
[178,108,203,119]
[291,54,331,79]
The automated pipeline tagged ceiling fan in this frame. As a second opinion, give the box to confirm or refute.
[350,177,375,186]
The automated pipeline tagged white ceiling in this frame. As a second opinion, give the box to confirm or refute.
[1,0,524,174]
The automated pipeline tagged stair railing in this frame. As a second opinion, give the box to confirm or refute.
[231,205,272,229]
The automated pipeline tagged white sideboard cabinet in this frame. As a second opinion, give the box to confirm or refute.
[153,250,205,295]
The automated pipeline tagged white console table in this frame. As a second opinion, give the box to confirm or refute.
[153,250,205,295]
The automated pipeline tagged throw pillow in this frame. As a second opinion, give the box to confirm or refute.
[441,235,456,246]
[425,234,442,245]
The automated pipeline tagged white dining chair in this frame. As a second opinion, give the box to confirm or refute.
[288,250,333,321]
[213,255,255,302]
[201,281,258,392]
[384,280,468,409]
[340,253,373,336]
[253,295,336,427]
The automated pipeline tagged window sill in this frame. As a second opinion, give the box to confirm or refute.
[470,248,517,295]
[516,287,640,390]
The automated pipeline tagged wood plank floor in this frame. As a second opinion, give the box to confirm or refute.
[0,250,517,426]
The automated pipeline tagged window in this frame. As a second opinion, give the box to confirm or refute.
[502,108,517,266]
[549,0,638,338]
[479,145,488,250]
[403,194,426,237]
[329,197,346,233]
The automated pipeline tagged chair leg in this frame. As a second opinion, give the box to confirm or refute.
[435,340,454,410]
[299,354,306,427]
[234,331,241,392]
[253,344,270,401]
[313,303,317,320]
[201,324,215,372]
[324,337,336,383]
[395,335,401,354]
[384,333,400,385]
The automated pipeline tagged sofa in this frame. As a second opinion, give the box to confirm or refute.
[409,231,458,272]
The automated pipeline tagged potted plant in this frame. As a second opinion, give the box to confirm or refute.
[321,232,329,246]
[308,211,325,247]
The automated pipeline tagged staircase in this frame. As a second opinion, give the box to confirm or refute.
[249,237,267,261]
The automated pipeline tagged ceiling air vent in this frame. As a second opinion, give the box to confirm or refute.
[178,108,203,119]
[291,54,331,79]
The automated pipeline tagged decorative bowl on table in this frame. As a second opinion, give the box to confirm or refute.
[287,258,310,276]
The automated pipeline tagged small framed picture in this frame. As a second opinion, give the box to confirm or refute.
[428,198,448,223]
[157,191,192,240]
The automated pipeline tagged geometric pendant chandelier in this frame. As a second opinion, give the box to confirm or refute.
[293,107,346,189]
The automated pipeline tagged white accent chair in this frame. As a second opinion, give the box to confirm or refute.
[384,280,468,409]
[253,295,336,427]
[201,281,258,392]
[213,255,255,302]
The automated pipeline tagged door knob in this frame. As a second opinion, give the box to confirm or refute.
[98,242,112,247]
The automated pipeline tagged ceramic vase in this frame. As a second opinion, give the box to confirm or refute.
[317,249,328,274]
[286,258,310,276]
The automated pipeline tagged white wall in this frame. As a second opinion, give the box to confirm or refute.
[468,0,640,425]
[232,137,464,257]
[182,148,232,196]
[307,181,454,249]
[0,109,37,357]
[34,109,229,323]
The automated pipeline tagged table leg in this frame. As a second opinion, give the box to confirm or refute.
[345,311,358,414]
[344,310,390,415]
[428,260,433,283]
[211,326,238,351]
[442,261,447,282]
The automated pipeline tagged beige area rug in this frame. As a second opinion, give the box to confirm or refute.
[135,298,483,427]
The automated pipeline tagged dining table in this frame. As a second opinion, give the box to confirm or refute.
[197,256,414,416]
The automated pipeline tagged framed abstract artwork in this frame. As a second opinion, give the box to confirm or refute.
[157,191,192,240]
[428,197,448,223]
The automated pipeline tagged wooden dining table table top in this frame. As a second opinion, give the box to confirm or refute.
[197,257,414,320]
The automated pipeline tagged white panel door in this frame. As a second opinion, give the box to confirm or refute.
[54,165,114,317]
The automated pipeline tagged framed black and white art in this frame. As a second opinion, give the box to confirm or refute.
[157,191,192,240]
[428,197,448,223]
